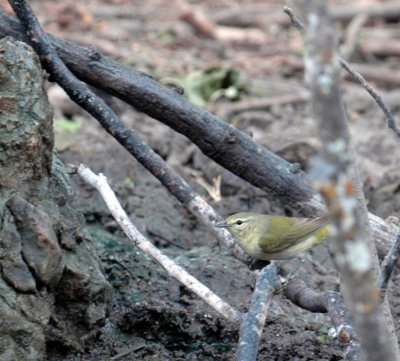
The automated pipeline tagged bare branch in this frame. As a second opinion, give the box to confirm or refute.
[339,59,400,137]
[237,263,279,361]
[284,277,361,360]
[284,6,305,28]
[76,164,242,325]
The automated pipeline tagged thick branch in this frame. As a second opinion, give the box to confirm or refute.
[0,8,397,253]
[284,278,361,361]
[0,8,314,207]
[285,278,352,335]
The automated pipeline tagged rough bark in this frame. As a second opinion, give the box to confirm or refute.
[0,8,314,207]
[0,37,112,360]
[298,1,400,359]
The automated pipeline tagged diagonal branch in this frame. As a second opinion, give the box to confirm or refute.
[0,7,397,254]
[284,277,361,361]
[0,7,314,208]
[76,164,242,325]
[7,0,247,262]
[236,263,278,361]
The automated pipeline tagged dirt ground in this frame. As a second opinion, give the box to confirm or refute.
[4,0,400,360]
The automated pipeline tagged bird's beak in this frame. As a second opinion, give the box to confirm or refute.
[215,221,229,228]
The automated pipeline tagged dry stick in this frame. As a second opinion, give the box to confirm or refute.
[8,10,276,354]
[339,59,400,136]
[284,278,362,361]
[77,165,242,325]
[7,0,247,262]
[283,6,400,137]
[378,230,400,300]
[9,2,282,344]
[0,9,397,255]
[236,262,278,361]
[7,5,378,359]
[178,0,267,45]
[357,39,400,58]
[300,1,400,360]
[9,3,329,345]
[8,0,391,333]
[7,3,397,350]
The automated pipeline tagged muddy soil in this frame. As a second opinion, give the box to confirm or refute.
[2,0,400,360]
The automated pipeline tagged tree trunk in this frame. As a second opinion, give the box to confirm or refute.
[0,37,112,360]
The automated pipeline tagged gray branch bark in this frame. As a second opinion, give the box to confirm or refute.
[297,1,400,360]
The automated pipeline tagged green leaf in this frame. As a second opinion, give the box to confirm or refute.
[163,67,248,106]
[54,118,82,132]
[157,29,174,41]
[123,177,135,189]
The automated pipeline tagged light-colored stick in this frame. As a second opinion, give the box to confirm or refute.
[77,164,242,325]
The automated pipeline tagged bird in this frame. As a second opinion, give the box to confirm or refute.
[217,212,329,260]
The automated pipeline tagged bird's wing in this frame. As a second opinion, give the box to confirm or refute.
[260,216,328,253]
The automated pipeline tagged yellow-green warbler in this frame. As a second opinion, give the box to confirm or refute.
[217,212,329,260]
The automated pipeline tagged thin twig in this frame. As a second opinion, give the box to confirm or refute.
[77,164,242,325]
[378,230,400,299]
[339,58,400,137]
[236,263,279,361]
[284,6,305,28]
[284,6,400,138]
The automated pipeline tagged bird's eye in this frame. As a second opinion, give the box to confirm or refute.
[235,220,243,225]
